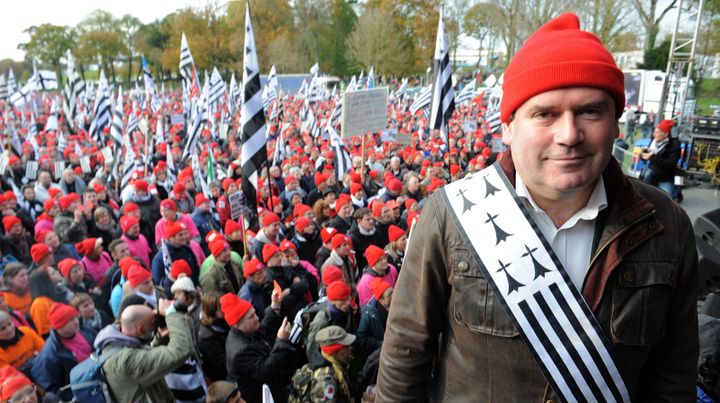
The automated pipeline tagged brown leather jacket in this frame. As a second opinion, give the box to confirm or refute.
[377,156,698,402]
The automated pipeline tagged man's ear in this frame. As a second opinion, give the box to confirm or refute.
[502,121,513,146]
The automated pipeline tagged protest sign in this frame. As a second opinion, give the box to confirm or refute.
[341,88,388,138]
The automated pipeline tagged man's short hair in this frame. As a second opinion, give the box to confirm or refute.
[108,239,126,253]
[354,207,372,221]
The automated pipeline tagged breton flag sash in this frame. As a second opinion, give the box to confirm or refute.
[441,162,630,403]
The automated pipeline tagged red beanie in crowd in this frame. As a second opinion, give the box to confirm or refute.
[30,243,52,264]
[2,216,21,232]
[657,119,674,133]
[326,281,351,301]
[500,12,624,123]
[118,257,137,278]
[128,265,152,288]
[295,216,312,233]
[279,239,297,253]
[262,243,280,264]
[225,219,242,235]
[321,227,339,244]
[335,195,351,211]
[160,199,177,211]
[220,293,252,327]
[120,216,139,233]
[243,258,264,278]
[124,202,140,214]
[134,180,149,193]
[322,265,343,285]
[58,258,81,278]
[370,277,392,301]
[48,303,78,330]
[170,260,192,279]
[165,221,186,238]
[210,239,229,258]
[365,245,386,267]
[195,193,209,207]
[59,193,79,211]
[388,225,406,243]
[388,178,402,193]
[262,212,280,227]
[331,234,349,250]
[75,238,100,256]
[350,183,363,196]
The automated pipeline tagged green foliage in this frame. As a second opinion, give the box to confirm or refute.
[18,24,76,74]
[346,8,413,75]
[637,39,670,70]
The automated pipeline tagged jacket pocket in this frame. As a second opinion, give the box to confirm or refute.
[610,260,677,346]
[451,248,520,337]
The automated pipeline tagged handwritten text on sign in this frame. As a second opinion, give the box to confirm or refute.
[341,88,388,138]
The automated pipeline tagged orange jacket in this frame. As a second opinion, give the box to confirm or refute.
[0,326,44,368]
[29,296,53,337]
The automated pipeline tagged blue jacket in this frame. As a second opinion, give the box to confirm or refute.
[191,210,220,247]
[239,280,269,320]
[31,323,97,401]
[151,241,199,295]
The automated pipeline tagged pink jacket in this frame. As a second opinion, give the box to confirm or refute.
[154,214,200,244]
[81,252,114,283]
[122,234,152,269]
[356,264,398,306]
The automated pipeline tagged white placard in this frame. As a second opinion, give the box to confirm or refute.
[229,191,242,220]
[26,161,38,180]
[341,87,388,138]
[395,131,412,146]
[53,161,65,180]
[80,156,91,174]
[101,147,114,163]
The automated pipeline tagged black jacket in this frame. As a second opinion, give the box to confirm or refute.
[293,230,322,265]
[225,307,296,403]
[198,321,229,382]
[348,223,384,271]
[357,298,387,359]
[646,136,681,183]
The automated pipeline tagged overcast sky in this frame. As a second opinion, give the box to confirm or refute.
[2,0,207,61]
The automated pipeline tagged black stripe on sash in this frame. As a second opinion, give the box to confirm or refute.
[519,297,583,401]
[535,287,604,402]
[550,284,624,402]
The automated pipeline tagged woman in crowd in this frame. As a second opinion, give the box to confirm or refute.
[2,263,32,315]
[28,270,65,338]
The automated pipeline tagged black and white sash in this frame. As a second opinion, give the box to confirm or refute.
[441,162,630,403]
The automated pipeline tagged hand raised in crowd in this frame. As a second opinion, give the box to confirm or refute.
[271,288,282,310]
[276,317,291,341]
[73,206,84,222]
[157,298,175,317]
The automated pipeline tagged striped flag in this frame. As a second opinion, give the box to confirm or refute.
[410,86,432,115]
[89,71,112,143]
[272,128,286,166]
[10,80,37,107]
[429,6,455,144]
[32,70,58,91]
[228,73,240,116]
[126,103,140,135]
[456,78,477,106]
[262,65,278,111]
[179,32,197,92]
[0,74,7,100]
[327,122,352,181]
[6,69,16,95]
[110,88,124,146]
[182,83,209,161]
[367,65,375,89]
[63,50,86,130]
[44,99,59,132]
[485,87,503,135]
[396,78,409,99]
[240,2,269,229]
[208,67,227,106]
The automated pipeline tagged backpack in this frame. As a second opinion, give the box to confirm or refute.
[288,363,314,403]
[69,345,122,403]
[289,301,328,346]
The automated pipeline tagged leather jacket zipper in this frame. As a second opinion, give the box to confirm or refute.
[587,209,656,270]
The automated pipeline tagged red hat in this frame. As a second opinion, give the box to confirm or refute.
[222,178,235,192]
[326,281,351,301]
[321,226,339,243]
[372,201,385,218]
[172,182,186,196]
[210,239,229,258]
[284,176,297,186]
[262,243,281,264]
[350,183,363,196]
[370,277,392,301]
[75,238,100,256]
[30,243,52,264]
[43,198,57,212]
[134,180,149,193]
[365,245,386,267]
[170,260,192,279]
[349,172,361,184]
[0,372,33,400]
[500,13,624,123]
[194,193,209,207]
[331,234,349,250]
[128,265,152,288]
[295,216,312,233]
[388,224,406,243]
[657,119,674,133]
[314,172,329,187]
[243,258,264,278]
[293,204,311,218]
[450,164,461,177]
[48,188,63,199]
[387,178,403,193]
[48,302,78,330]
[160,199,177,211]
[35,229,52,244]
[59,193,80,211]
[93,183,106,193]
[220,293,252,326]
[120,216,139,233]
[58,258,81,278]
[118,257,137,278]
[262,212,280,227]
[1,216,21,232]
[404,198,417,210]
[124,201,139,214]
[225,219,242,235]
[322,265,343,285]
[166,221,186,238]
[335,194,352,210]
[279,239,297,252]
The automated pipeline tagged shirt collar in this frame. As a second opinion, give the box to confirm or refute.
[515,173,608,230]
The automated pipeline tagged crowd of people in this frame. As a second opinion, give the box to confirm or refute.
[0,53,500,401]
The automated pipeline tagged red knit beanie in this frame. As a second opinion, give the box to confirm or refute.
[657,119,674,133]
[500,13,624,123]
[58,258,81,278]
[165,221,186,238]
[295,216,312,233]
[48,302,78,329]
[262,243,280,264]
[128,265,152,288]
[120,216,139,233]
[365,245,386,267]
[1,216,21,232]
[321,227,339,244]
[30,243,52,264]
[279,239,297,253]
[243,258,264,278]
[326,281,351,301]
[210,239,229,258]
[388,225,406,243]
[170,260,192,279]
[225,219,242,235]
[322,265,343,285]
[262,212,280,227]
[370,277,392,301]
[220,293,252,326]
[331,234,349,250]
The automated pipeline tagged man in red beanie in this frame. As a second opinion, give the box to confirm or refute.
[191,193,221,253]
[291,215,323,265]
[305,280,358,369]
[151,220,200,296]
[379,13,698,402]
[640,119,683,201]
[31,302,97,400]
[223,290,295,403]
[251,212,282,259]
[120,215,152,269]
[200,239,244,295]
[1,215,33,264]
[52,192,89,244]
[125,178,162,246]
[321,233,358,290]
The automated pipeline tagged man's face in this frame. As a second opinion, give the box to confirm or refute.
[237,308,260,333]
[78,300,96,318]
[250,269,266,285]
[39,172,51,186]
[265,222,280,239]
[331,297,352,312]
[161,207,177,221]
[653,127,670,143]
[379,207,393,224]
[63,170,75,183]
[358,214,375,231]
[136,278,155,295]
[267,252,282,267]
[69,265,84,285]
[336,241,351,258]
[503,87,618,202]
[56,316,80,339]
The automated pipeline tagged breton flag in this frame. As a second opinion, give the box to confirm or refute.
[179,32,197,91]
[32,70,58,91]
[429,6,455,144]
[485,87,503,135]
[10,79,38,107]
[6,69,17,95]
[262,65,278,111]
[228,73,240,116]
[240,2,269,229]
[182,82,209,161]
[456,78,477,105]
[0,74,7,100]
[88,71,112,143]
[410,85,432,115]
[110,88,124,146]
[126,102,140,135]
[327,123,352,181]
[396,78,409,99]
[44,99,59,132]
[63,50,86,130]
[207,67,227,107]
[272,128,286,166]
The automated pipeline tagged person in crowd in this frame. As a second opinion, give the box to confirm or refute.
[75,237,113,284]
[306,281,358,369]
[95,298,194,402]
[238,258,270,320]
[31,303,96,401]
[261,243,312,320]
[198,293,230,382]
[28,269,67,338]
[2,263,32,315]
[316,227,339,270]
[200,239,244,295]
[328,194,353,234]
[1,216,32,264]
[384,224,406,269]
[348,208,384,271]
[155,199,201,245]
[120,215,152,269]
[321,234,357,289]
[251,212,282,259]
[52,193,88,244]
[69,292,112,333]
[152,221,200,293]
[29,243,53,272]
[292,216,322,264]
[192,193,221,253]
[640,119,682,201]
[206,381,245,403]
[0,310,44,373]
[306,325,357,402]
[38,229,80,264]
[88,206,116,247]
[171,274,201,337]
[57,258,101,304]
[357,278,392,359]
[356,245,398,307]
[127,180,162,246]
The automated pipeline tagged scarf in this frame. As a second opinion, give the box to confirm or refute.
[358,225,376,236]
[648,138,669,154]
[94,219,116,233]
[320,351,351,400]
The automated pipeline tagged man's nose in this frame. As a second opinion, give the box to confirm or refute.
[555,112,583,146]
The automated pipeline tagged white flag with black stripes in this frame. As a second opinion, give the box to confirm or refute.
[429,6,455,143]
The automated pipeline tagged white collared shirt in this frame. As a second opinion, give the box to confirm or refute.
[515,174,608,291]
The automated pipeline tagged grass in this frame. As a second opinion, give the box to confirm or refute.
[697,78,720,115]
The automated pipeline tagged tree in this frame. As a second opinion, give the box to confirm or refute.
[118,15,142,83]
[630,0,678,52]
[573,0,633,51]
[76,10,126,82]
[267,35,303,73]
[133,21,168,79]
[346,8,413,75]
[463,2,502,68]
[17,24,76,78]
[637,38,671,69]
[446,0,470,69]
